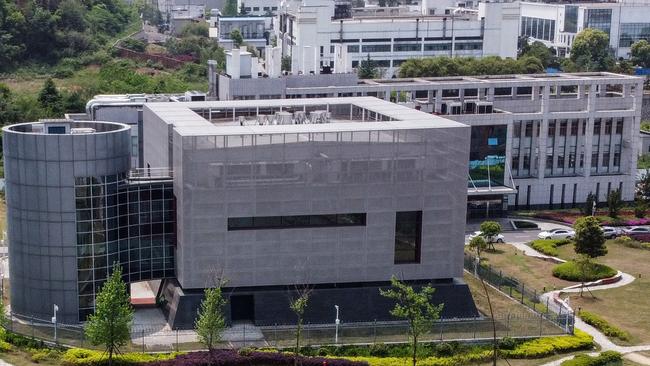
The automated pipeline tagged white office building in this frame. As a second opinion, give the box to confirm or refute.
[520,0,650,59]
[274,0,520,75]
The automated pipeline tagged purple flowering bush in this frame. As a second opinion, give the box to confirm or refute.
[533,210,650,227]
[146,350,368,366]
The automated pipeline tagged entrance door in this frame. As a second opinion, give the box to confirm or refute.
[230,295,255,322]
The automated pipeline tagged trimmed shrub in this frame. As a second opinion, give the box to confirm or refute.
[552,261,617,282]
[0,340,11,352]
[560,351,622,366]
[433,342,454,357]
[147,350,367,366]
[579,311,630,342]
[530,239,571,256]
[500,329,594,359]
[498,337,518,350]
[30,348,62,363]
[62,348,177,366]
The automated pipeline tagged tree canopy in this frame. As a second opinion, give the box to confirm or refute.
[398,56,543,78]
[573,216,607,259]
[0,0,133,71]
[567,28,614,72]
[195,280,227,351]
[358,54,378,79]
[631,40,650,68]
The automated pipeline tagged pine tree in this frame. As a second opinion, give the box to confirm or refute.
[357,54,377,79]
[84,265,133,366]
[380,276,443,366]
[195,281,227,351]
[37,78,63,116]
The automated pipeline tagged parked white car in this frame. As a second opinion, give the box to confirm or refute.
[623,226,650,236]
[601,226,622,239]
[468,231,505,243]
[537,228,575,240]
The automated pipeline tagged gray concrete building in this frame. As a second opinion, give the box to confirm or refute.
[4,98,477,328]
[215,71,644,215]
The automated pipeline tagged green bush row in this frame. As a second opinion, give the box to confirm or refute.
[62,348,178,366]
[578,311,630,342]
[530,239,571,257]
[560,351,622,366]
[552,261,617,282]
[344,331,593,366]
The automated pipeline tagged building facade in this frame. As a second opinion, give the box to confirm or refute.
[4,98,478,327]
[274,0,520,74]
[216,71,644,214]
[520,0,650,59]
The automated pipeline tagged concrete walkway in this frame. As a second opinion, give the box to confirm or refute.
[498,226,650,366]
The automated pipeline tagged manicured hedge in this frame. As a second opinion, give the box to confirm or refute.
[146,350,367,366]
[560,351,622,366]
[63,348,178,366]
[344,331,593,366]
[499,329,594,359]
[552,261,617,282]
[579,311,630,342]
[530,239,571,256]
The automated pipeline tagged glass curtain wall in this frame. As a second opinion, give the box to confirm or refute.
[468,125,507,188]
[75,175,176,320]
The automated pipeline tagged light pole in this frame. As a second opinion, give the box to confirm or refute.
[592,200,596,216]
[334,305,340,344]
[51,304,59,344]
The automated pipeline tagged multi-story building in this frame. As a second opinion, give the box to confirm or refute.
[215,70,644,214]
[274,0,520,75]
[520,0,650,59]
[3,98,477,327]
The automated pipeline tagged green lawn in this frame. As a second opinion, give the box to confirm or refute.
[556,241,650,345]
[471,245,575,293]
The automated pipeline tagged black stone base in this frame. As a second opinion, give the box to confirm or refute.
[161,278,479,329]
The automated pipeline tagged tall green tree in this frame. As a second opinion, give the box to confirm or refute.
[607,188,623,218]
[467,236,498,366]
[480,221,502,249]
[85,264,133,366]
[0,83,19,124]
[380,276,443,366]
[573,216,607,259]
[222,0,238,16]
[37,78,63,117]
[520,41,556,69]
[289,286,311,363]
[631,39,650,68]
[195,279,227,351]
[358,54,378,79]
[569,28,614,72]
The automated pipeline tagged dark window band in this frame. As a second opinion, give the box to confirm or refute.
[228,213,366,230]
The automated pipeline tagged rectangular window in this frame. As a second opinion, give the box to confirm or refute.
[227,213,367,230]
[394,43,421,52]
[361,44,391,53]
[394,211,422,264]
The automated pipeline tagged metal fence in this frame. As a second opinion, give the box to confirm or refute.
[463,252,574,334]
[5,309,569,353]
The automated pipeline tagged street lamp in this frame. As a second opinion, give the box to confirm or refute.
[334,305,340,344]
[51,304,59,343]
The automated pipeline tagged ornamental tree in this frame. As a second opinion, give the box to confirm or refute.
[84,264,133,366]
[573,216,607,259]
[380,276,443,366]
[195,279,227,351]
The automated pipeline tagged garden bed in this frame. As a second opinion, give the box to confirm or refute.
[552,261,617,282]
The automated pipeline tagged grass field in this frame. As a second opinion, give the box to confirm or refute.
[555,241,650,345]
[470,245,575,293]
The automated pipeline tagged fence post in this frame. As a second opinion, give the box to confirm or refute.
[546,297,550,317]
[274,324,277,348]
[176,329,179,353]
[142,329,145,353]
[539,311,543,336]
[498,270,503,290]
[509,286,512,297]
[521,283,525,303]
[373,319,377,344]
[533,289,537,311]
[243,323,246,348]
[9,310,12,332]
[439,321,443,341]
[31,315,34,339]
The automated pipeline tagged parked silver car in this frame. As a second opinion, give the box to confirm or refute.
[537,228,575,240]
